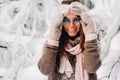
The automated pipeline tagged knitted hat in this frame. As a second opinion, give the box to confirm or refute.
[60,2,82,16]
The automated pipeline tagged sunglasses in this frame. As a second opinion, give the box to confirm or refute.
[63,16,81,25]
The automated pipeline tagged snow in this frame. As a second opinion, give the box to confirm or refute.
[17,65,48,80]
[0,68,7,77]
[0,0,120,80]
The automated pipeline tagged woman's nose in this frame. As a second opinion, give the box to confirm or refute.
[69,21,75,28]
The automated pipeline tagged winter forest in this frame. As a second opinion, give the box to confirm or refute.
[0,0,120,80]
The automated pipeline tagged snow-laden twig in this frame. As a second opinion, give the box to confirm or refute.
[100,15,120,60]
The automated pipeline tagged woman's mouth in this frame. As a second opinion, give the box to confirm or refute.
[68,28,77,33]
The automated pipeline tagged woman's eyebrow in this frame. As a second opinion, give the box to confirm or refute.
[65,16,78,20]
[73,15,79,19]
[64,17,68,19]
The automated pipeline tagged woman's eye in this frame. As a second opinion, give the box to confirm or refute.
[63,17,70,23]
[74,16,81,22]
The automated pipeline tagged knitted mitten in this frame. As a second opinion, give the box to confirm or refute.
[80,12,97,41]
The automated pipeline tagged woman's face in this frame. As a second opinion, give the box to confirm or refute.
[63,13,81,37]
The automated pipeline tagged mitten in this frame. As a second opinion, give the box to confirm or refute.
[47,14,64,47]
[80,12,97,41]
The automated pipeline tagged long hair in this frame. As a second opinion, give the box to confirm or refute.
[56,23,85,70]
[56,0,84,70]
[59,23,85,54]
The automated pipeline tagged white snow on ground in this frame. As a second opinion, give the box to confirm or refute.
[17,65,48,80]
[0,68,7,77]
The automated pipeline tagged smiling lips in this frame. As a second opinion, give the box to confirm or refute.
[68,27,77,33]
[67,27,78,36]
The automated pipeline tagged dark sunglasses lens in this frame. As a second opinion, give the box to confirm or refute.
[63,17,70,23]
[75,16,81,22]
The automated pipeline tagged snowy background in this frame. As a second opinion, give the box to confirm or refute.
[0,0,120,80]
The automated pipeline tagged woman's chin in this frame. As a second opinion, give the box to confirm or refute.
[68,33,77,37]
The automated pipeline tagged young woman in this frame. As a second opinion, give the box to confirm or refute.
[38,1,101,80]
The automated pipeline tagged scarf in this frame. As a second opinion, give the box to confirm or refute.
[59,39,89,80]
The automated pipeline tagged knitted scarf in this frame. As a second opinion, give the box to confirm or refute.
[59,39,89,80]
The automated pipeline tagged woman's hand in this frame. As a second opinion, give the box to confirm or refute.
[80,12,97,41]
[47,14,64,47]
